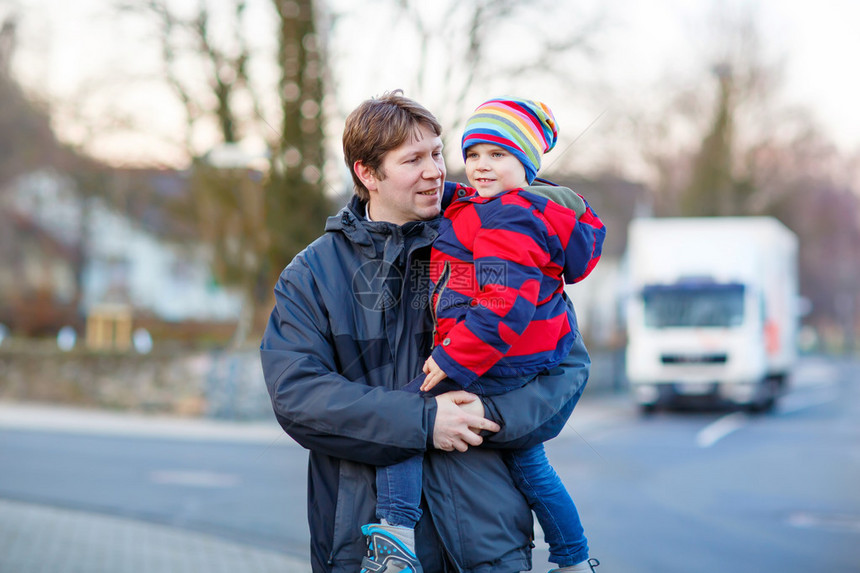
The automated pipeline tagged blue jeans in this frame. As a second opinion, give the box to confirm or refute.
[376,374,589,566]
[375,451,424,527]
[375,374,451,527]
[505,443,589,567]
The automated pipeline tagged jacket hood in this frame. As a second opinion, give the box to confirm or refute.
[324,196,375,257]
[524,182,586,219]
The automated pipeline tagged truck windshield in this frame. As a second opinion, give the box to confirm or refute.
[642,283,745,328]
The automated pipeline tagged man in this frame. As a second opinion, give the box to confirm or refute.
[260,91,591,573]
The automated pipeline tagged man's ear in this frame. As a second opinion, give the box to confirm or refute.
[354,161,378,192]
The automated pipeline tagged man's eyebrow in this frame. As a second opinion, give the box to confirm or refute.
[390,147,415,159]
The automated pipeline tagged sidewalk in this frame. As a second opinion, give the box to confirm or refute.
[0,402,292,444]
[0,498,310,573]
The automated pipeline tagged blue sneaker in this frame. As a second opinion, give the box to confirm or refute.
[360,524,423,573]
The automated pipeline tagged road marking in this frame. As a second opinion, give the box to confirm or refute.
[696,412,748,448]
[149,470,240,488]
[787,512,860,533]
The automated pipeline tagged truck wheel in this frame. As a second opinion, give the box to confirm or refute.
[748,396,775,414]
[639,403,657,416]
[747,378,779,414]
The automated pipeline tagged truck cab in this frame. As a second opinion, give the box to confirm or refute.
[624,218,798,412]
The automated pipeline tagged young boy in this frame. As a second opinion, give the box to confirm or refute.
[361,98,605,573]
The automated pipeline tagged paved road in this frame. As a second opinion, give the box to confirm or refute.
[531,355,860,572]
[1,355,858,572]
[0,405,310,558]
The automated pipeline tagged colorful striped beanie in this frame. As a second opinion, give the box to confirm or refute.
[461,97,558,184]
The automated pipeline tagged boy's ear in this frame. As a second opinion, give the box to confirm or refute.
[354,161,378,192]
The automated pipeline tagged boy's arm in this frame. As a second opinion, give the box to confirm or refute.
[479,299,590,449]
[441,180,471,211]
[559,193,605,284]
[526,182,606,284]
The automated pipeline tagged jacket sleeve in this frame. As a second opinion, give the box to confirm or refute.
[430,203,548,387]
[260,259,435,467]
[559,194,605,284]
[480,300,591,450]
[441,180,459,210]
[525,184,606,285]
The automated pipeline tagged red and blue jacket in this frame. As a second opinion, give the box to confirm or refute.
[429,182,605,391]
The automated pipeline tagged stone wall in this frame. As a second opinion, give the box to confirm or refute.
[0,346,271,419]
[0,345,625,420]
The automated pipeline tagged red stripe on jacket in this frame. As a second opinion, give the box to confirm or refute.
[429,184,604,388]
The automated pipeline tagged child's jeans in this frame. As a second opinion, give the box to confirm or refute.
[375,373,589,567]
[374,374,462,528]
[505,443,589,566]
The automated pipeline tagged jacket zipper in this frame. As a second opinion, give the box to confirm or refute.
[430,261,451,340]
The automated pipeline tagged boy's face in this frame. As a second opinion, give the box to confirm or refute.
[358,123,445,225]
[464,143,529,198]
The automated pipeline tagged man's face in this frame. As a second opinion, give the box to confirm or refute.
[362,124,446,225]
[464,143,529,198]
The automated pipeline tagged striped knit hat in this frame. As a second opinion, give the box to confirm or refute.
[461,97,558,184]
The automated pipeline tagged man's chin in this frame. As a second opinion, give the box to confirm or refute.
[420,205,442,221]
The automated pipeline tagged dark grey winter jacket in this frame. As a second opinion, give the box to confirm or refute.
[260,189,591,573]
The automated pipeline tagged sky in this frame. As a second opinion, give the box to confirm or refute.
[761,1,858,152]
[4,0,859,172]
[329,1,859,157]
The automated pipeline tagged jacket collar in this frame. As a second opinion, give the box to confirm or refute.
[325,195,439,258]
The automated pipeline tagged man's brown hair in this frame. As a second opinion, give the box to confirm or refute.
[343,90,442,201]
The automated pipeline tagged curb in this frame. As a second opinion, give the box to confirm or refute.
[0,402,296,445]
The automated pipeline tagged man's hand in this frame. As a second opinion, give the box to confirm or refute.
[433,391,500,452]
[421,356,447,392]
[456,393,486,432]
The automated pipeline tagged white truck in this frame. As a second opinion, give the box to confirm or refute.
[624,217,799,412]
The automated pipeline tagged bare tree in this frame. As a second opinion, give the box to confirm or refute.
[116,0,264,152]
[117,0,332,346]
[624,5,860,344]
[266,0,331,273]
[0,15,69,187]
[330,0,606,152]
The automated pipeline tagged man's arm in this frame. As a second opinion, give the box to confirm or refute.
[260,260,495,466]
[478,300,591,450]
